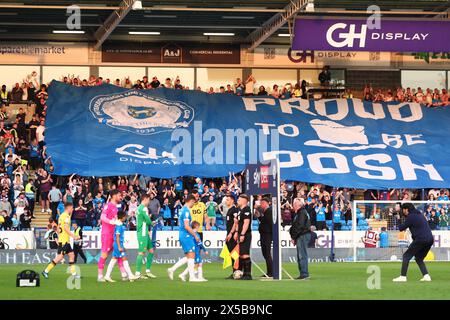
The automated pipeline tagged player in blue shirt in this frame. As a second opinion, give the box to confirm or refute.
[104,211,136,282]
[178,221,209,282]
[167,195,203,282]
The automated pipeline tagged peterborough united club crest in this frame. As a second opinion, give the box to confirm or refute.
[89,90,194,135]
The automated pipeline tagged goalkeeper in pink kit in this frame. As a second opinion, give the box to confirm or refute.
[98,190,125,282]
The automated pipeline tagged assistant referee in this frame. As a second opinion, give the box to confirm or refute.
[393,203,434,282]
[224,194,239,279]
[237,194,252,280]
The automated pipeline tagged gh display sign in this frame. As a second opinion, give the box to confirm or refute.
[293,18,450,52]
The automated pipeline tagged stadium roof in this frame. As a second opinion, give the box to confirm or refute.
[0,0,448,47]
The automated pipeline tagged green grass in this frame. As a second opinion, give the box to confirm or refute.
[1,262,450,300]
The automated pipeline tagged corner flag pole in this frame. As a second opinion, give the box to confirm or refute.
[330,189,336,262]
[352,200,357,262]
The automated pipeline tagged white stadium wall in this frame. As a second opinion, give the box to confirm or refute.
[251,69,297,94]
[196,68,242,92]
[0,66,40,90]
[147,67,195,90]
[98,66,146,83]
[42,66,90,85]
[401,70,447,90]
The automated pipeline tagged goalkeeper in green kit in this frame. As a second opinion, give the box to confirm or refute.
[135,194,157,279]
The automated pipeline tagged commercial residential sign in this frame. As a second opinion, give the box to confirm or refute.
[102,42,241,64]
[293,18,450,52]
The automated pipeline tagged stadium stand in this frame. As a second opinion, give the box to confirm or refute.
[0,72,448,235]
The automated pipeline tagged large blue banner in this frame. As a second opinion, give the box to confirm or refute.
[46,81,450,188]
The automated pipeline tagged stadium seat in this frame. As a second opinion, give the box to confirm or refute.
[210,226,218,231]
[83,226,92,231]
[162,226,172,231]
[172,226,179,231]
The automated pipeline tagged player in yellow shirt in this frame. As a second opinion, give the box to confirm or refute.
[190,190,211,240]
[42,203,80,279]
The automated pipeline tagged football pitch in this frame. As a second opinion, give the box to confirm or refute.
[1,262,450,300]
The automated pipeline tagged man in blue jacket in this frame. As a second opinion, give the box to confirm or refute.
[393,203,434,282]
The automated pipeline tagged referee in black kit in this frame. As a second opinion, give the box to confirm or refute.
[225,194,239,279]
[237,194,252,280]
[393,203,434,282]
[255,197,273,278]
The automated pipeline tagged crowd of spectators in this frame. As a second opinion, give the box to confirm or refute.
[362,83,449,107]
[0,71,449,233]
[1,71,448,106]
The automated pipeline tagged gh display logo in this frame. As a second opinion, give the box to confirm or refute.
[287,49,314,64]
[326,23,367,48]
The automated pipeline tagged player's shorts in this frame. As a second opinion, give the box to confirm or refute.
[113,246,126,259]
[57,242,73,255]
[179,234,196,254]
[239,234,252,256]
[138,235,153,252]
[101,233,114,253]
[194,247,202,264]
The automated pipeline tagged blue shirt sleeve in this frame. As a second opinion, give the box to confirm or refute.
[182,207,190,220]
